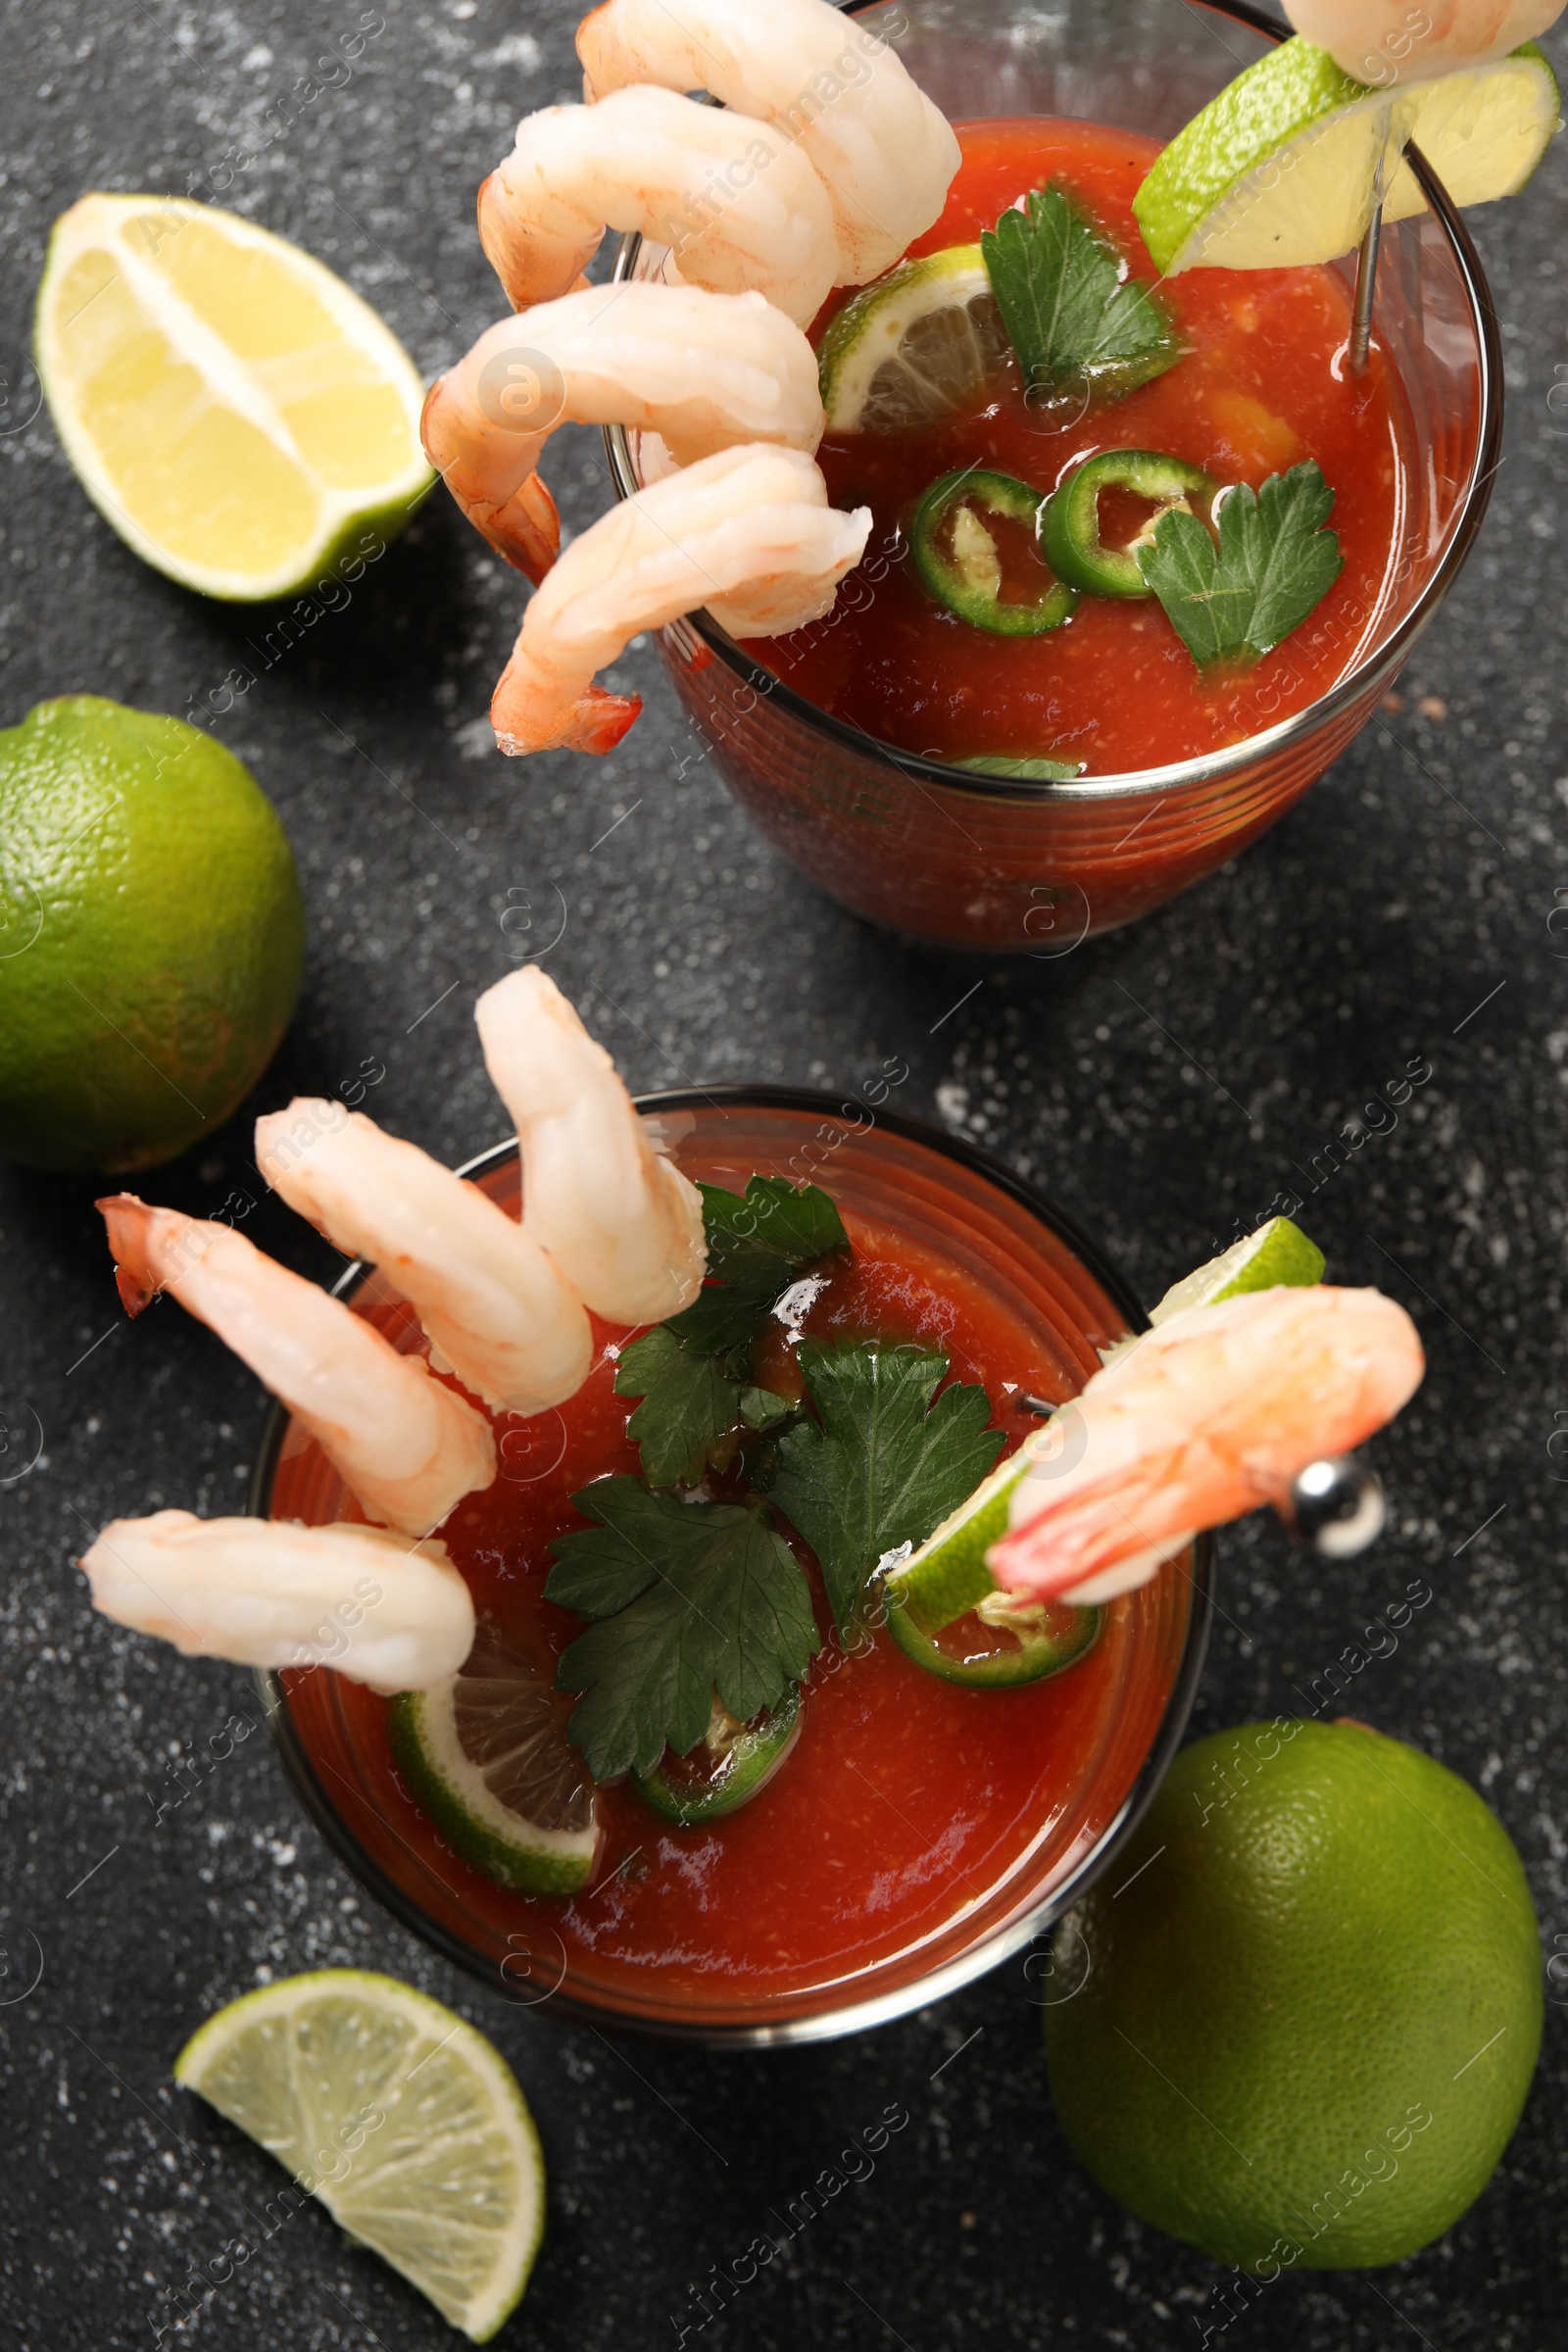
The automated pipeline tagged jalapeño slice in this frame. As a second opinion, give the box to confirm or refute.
[1041,450,1219,600]
[635,1686,802,1826]
[912,467,1078,635]
[886,1584,1101,1688]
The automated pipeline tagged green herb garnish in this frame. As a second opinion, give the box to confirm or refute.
[615,1176,847,1486]
[1137,460,1344,667]
[545,1478,819,1781]
[980,184,1181,412]
[759,1342,1005,1637]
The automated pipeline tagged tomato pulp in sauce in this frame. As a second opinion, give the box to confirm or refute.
[301,1199,1158,2005]
[760,118,1405,773]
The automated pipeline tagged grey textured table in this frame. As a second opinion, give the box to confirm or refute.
[2,5,1566,2347]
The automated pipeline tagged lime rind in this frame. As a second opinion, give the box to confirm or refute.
[388,1683,600,1898]
[1134,36,1561,276]
[173,1968,544,2342]
[1149,1215,1326,1324]
[34,193,433,602]
[817,244,1006,431]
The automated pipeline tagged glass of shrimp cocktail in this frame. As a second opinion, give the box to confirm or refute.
[601,0,1503,951]
[252,1080,1211,2044]
[83,973,1424,2044]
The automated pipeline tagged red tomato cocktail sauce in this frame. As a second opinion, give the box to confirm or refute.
[760,119,1405,773]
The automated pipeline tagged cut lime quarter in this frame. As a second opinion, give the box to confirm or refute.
[173,1970,544,2341]
[389,1630,601,1897]
[1134,37,1560,274]
[817,244,1010,431]
[35,194,433,600]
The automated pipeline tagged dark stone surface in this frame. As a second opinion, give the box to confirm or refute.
[2,4,1566,2347]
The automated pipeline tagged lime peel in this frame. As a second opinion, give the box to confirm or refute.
[817,244,1008,431]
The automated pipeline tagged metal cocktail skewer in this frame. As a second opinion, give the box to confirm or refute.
[1348,201,1383,374]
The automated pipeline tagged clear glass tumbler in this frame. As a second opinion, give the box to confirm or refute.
[605,0,1501,953]
[254,1093,1213,2045]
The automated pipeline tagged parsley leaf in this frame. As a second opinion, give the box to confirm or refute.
[759,1343,1004,1636]
[981,184,1180,411]
[1137,461,1344,667]
[617,1176,849,1483]
[545,1477,819,1779]
[664,1176,850,1359]
[614,1328,740,1489]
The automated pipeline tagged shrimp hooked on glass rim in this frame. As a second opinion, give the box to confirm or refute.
[78,1512,475,1694]
[421,281,824,581]
[256,1100,594,1417]
[577,0,961,285]
[476,965,708,1328]
[478,83,838,325]
[989,1285,1425,1605]
[487,441,869,756]
[1283,0,1562,80]
[97,1196,496,1537]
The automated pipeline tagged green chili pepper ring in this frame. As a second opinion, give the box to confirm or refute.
[911,467,1079,635]
[1041,449,1219,599]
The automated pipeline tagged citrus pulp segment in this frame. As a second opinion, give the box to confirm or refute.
[817,245,1010,430]
[173,1970,544,2339]
[35,194,433,599]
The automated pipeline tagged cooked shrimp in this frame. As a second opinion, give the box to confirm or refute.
[256,1100,593,1417]
[78,1511,474,1694]
[578,0,961,284]
[98,1198,495,1538]
[1284,0,1560,80]
[989,1286,1424,1605]
[475,966,707,1326]
[478,84,837,324]
[488,441,869,754]
[421,281,823,581]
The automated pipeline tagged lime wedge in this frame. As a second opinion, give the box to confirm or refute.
[389,1630,601,1897]
[35,194,432,600]
[1134,38,1560,275]
[883,1217,1325,1635]
[1148,1214,1325,1324]
[817,245,1010,431]
[1384,42,1560,220]
[173,1970,543,2341]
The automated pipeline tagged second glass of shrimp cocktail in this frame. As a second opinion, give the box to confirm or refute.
[585,0,1506,951]
[83,972,1424,2043]
[252,999,1212,2043]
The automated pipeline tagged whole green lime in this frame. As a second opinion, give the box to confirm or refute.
[1045,1719,1542,2269]
[0,696,305,1173]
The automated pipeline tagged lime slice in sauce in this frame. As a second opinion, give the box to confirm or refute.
[634,1687,802,1825]
[817,244,1010,430]
[389,1629,600,1896]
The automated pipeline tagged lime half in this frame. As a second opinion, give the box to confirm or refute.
[1134,38,1560,274]
[389,1631,601,1897]
[818,245,1010,430]
[35,194,432,599]
[174,1970,544,2340]
[884,1217,1325,1632]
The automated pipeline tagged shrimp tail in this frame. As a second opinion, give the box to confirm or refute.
[491,643,642,758]
[420,375,563,581]
[99,1192,179,1315]
[478,160,599,311]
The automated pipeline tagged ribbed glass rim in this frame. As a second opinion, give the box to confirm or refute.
[249,1087,1215,2045]
[604,0,1503,807]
